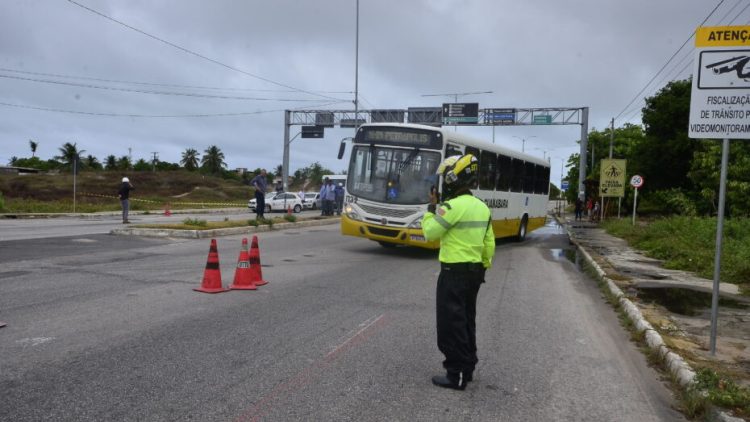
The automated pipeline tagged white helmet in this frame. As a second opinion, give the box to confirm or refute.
[122,177,130,183]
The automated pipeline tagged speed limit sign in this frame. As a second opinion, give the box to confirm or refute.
[630,175,644,188]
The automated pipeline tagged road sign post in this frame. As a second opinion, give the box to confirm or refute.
[629,175,643,226]
[687,25,750,355]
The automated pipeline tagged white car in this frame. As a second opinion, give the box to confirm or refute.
[248,192,303,213]
[303,192,320,210]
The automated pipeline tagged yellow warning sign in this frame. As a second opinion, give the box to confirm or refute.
[599,159,627,198]
[695,26,750,47]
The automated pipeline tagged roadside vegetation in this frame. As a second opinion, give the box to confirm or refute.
[602,217,750,290]
[1,148,339,214]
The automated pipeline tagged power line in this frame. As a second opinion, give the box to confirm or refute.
[66,0,343,102]
[614,0,725,122]
[0,67,354,95]
[0,100,346,118]
[0,73,344,102]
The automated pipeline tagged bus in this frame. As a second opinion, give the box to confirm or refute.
[337,123,550,249]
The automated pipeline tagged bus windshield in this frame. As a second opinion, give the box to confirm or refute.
[347,145,442,205]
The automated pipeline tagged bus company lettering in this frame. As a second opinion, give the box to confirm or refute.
[483,198,508,209]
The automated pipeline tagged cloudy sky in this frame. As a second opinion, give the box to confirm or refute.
[0,0,742,185]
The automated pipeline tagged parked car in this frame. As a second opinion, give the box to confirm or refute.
[249,192,303,213]
[303,192,320,210]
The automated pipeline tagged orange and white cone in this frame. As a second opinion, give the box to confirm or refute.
[230,238,257,290]
[194,239,228,293]
[248,235,268,286]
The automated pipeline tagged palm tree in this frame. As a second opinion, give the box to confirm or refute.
[181,148,200,171]
[201,145,226,174]
[83,155,102,170]
[29,140,38,157]
[116,155,132,171]
[105,155,117,170]
[55,142,85,171]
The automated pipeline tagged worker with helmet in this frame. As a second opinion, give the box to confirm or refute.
[118,176,134,224]
[421,154,495,390]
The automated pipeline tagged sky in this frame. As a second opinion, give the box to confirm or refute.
[0,0,743,186]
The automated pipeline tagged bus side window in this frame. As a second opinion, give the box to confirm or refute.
[479,151,496,190]
[511,159,524,192]
[534,165,549,194]
[524,162,535,193]
[497,155,512,191]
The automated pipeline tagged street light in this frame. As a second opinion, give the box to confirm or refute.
[512,135,536,152]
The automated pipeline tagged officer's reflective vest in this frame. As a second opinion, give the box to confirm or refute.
[421,193,495,269]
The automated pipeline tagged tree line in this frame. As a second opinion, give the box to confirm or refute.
[8,144,338,188]
[564,78,750,218]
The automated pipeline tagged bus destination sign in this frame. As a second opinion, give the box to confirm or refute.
[356,127,443,149]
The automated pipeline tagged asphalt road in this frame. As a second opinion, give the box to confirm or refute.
[0,217,685,421]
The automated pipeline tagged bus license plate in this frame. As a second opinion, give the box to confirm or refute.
[410,235,425,242]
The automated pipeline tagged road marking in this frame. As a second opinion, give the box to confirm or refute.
[235,313,388,422]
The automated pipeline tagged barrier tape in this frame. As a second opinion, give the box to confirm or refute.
[79,192,246,207]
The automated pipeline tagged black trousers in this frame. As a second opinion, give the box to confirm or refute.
[255,191,265,218]
[436,264,484,376]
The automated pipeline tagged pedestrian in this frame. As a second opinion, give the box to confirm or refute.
[319,178,330,216]
[323,178,336,215]
[334,182,344,216]
[251,169,268,220]
[574,197,583,221]
[421,154,496,391]
[586,197,593,219]
[118,177,134,224]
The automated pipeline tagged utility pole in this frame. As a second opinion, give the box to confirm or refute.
[151,152,158,172]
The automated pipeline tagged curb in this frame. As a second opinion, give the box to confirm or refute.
[0,207,247,220]
[110,217,340,238]
[555,214,742,422]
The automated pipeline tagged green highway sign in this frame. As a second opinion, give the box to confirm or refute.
[533,115,552,124]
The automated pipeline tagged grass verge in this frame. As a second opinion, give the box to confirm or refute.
[602,217,750,290]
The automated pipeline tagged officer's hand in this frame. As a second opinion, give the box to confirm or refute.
[427,204,436,214]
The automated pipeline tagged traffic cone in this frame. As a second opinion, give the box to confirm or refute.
[248,235,268,286]
[164,202,172,217]
[287,205,292,216]
[194,239,228,293]
[230,238,257,290]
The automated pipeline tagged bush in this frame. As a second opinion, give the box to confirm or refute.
[0,191,5,212]
[283,214,297,223]
[248,219,258,227]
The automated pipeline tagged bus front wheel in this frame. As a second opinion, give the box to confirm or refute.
[515,217,528,242]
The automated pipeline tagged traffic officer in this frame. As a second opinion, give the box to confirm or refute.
[421,154,495,390]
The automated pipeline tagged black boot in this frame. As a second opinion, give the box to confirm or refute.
[431,373,467,390]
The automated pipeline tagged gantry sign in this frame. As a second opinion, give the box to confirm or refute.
[283,105,590,197]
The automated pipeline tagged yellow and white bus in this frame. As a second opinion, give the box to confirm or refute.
[338,123,550,249]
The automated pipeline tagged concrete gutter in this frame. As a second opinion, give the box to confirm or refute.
[555,214,743,422]
[110,217,340,238]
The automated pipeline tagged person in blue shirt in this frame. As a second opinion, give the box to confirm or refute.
[334,182,345,215]
[251,169,268,220]
[319,178,330,216]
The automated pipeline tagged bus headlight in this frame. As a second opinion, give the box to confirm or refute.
[408,216,423,229]
[344,205,362,221]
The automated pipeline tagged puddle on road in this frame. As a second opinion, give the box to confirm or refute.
[549,248,581,268]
